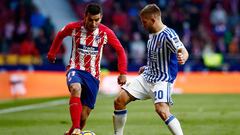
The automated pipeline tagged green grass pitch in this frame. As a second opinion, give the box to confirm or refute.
[0,94,240,135]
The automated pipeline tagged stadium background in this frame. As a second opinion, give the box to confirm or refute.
[0,0,240,99]
[0,0,240,135]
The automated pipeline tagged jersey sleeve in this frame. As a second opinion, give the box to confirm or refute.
[47,23,73,58]
[165,29,184,53]
[106,28,127,74]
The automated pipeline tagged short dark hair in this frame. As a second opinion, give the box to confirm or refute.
[85,3,102,15]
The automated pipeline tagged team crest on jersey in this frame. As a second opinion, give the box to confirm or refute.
[95,35,101,44]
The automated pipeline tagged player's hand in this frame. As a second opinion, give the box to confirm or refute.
[47,54,56,63]
[177,51,185,65]
[117,74,127,86]
[138,66,146,75]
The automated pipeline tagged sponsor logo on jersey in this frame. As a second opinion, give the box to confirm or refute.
[78,44,98,55]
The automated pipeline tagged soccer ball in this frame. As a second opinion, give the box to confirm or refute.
[81,130,96,135]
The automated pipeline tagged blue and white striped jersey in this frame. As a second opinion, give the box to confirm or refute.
[142,26,184,83]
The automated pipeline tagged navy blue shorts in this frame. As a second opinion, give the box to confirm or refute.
[66,69,100,109]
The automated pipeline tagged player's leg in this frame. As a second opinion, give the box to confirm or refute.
[68,83,83,135]
[152,82,183,135]
[113,89,136,135]
[155,103,183,135]
[66,70,83,135]
[77,70,99,130]
[113,75,149,135]
[80,105,92,129]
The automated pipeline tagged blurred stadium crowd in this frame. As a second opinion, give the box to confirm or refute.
[0,0,240,72]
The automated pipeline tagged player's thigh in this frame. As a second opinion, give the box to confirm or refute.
[66,69,83,94]
[80,73,99,110]
[114,89,136,106]
[67,69,100,109]
[150,81,173,105]
[66,69,82,86]
[121,75,150,100]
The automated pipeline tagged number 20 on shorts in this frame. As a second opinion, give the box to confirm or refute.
[154,90,163,100]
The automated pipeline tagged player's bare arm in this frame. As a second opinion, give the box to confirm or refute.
[177,47,189,65]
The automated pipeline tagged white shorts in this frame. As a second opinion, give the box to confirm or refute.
[122,75,173,104]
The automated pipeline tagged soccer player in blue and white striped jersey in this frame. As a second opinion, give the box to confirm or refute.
[113,4,189,135]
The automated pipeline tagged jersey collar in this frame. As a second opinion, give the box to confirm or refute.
[149,25,167,38]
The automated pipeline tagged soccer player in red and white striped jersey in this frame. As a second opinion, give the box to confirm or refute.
[47,3,127,135]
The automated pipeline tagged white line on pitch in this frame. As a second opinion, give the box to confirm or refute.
[0,99,68,114]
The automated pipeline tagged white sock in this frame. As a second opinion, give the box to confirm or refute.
[113,110,127,135]
[165,115,183,135]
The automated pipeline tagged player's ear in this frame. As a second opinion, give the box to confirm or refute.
[151,18,155,24]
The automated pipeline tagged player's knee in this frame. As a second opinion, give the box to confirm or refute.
[69,84,81,96]
[155,106,170,121]
[114,97,125,110]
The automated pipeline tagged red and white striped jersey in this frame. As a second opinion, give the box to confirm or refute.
[48,21,127,79]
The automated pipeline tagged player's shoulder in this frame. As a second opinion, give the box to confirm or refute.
[64,21,83,29]
[99,24,113,33]
[162,26,178,38]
